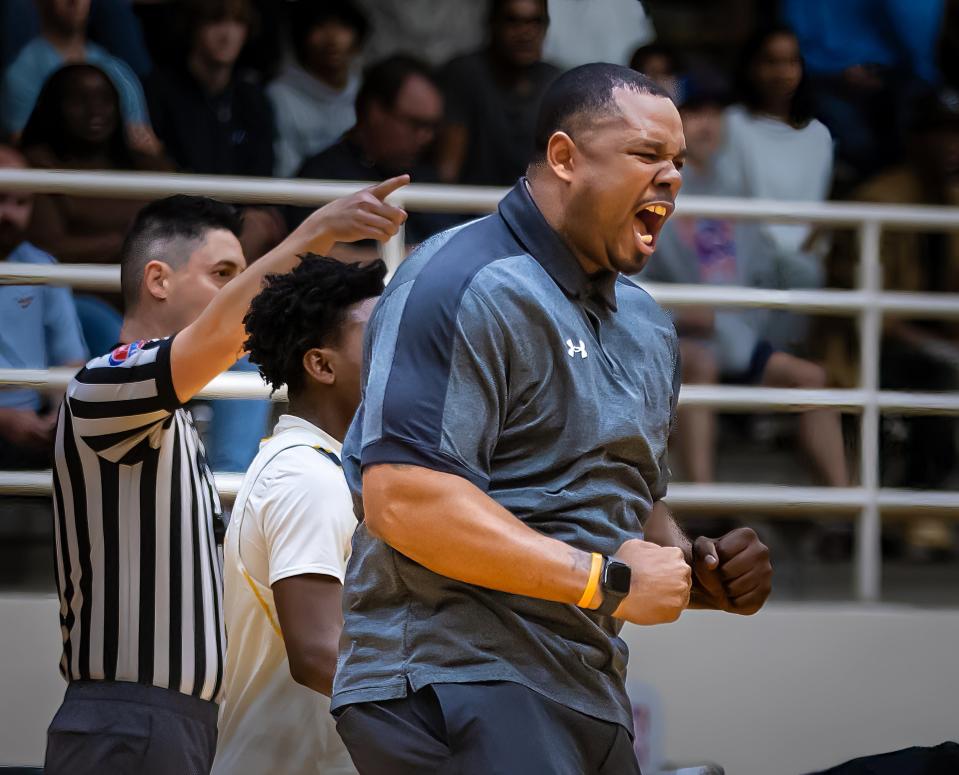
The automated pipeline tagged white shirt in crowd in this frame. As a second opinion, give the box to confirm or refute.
[212,414,357,775]
[721,103,834,279]
[267,64,361,178]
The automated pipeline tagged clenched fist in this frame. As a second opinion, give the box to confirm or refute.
[609,539,692,625]
[691,528,772,615]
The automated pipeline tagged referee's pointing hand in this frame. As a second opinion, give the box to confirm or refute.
[300,174,411,253]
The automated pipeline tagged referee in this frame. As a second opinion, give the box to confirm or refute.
[333,65,772,774]
[46,177,407,774]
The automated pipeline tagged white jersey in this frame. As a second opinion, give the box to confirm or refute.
[212,415,357,775]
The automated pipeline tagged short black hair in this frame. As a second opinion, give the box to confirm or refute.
[355,54,438,118]
[532,63,673,161]
[120,195,242,310]
[289,0,369,63]
[244,256,386,395]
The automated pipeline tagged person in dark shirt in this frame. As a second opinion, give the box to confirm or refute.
[437,0,560,185]
[147,0,274,177]
[291,54,456,250]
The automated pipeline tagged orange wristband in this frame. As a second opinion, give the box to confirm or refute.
[576,552,603,608]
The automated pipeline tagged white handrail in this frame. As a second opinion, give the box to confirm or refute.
[3,169,959,228]
[4,367,959,414]
[2,470,957,517]
[1,169,957,602]
[4,262,959,319]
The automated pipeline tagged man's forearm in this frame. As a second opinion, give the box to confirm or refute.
[644,500,717,609]
[363,464,595,606]
[644,500,692,561]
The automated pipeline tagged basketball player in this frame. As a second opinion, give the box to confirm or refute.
[213,256,386,775]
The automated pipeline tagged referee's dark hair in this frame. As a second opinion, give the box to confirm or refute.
[120,195,243,311]
[531,63,673,164]
[244,256,386,395]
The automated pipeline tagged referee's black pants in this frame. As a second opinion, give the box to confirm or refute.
[44,680,217,775]
[335,680,641,775]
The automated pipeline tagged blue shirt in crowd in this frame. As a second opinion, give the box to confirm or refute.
[0,243,87,410]
[333,181,681,731]
[1,37,150,135]
[783,0,942,83]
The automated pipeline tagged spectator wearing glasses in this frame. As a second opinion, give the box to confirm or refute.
[289,55,457,256]
[268,1,369,178]
[437,0,559,186]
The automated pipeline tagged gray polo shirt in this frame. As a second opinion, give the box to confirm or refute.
[333,181,681,731]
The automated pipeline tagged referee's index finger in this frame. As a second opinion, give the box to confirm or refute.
[367,174,411,201]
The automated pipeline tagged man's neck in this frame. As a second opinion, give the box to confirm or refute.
[42,24,87,61]
[188,52,233,95]
[287,392,349,444]
[525,174,605,275]
[118,313,175,346]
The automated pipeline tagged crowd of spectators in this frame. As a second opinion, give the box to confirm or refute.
[0,0,957,556]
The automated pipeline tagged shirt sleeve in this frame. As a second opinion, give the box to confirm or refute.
[42,284,88,365]
[67,336,181,463]
[0,58,41,135]
[257,448,355,585]
[358,283,508,490]
[100,54,150,126]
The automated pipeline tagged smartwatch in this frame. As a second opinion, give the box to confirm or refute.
[595,556,632,616]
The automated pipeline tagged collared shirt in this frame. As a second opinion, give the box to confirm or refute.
[53,337,225,702]
[267,63,359,178]
[1,37,149,135]
[0,242,87,410]
[214,415,356,775]
[333,180,681,731]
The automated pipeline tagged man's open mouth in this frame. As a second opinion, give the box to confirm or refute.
[633,203,671,254]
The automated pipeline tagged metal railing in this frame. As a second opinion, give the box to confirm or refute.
[1,169,958,602]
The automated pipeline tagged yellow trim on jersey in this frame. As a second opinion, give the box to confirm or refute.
[243,568,284,640]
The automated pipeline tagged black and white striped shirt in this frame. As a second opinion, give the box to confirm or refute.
[52,336,225,702]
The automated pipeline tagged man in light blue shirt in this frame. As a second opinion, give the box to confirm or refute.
[1,0,150,138]
[0,146,87,467]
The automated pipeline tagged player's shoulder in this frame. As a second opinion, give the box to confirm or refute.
[83,337,168,372]
[377,213,529,322]
[617,275,677,334]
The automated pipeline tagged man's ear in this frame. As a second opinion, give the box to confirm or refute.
[302,347,336,386]
[142,260,172,301]
[546,131,577,183]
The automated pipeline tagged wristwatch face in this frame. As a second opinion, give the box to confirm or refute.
[605,560,632,595]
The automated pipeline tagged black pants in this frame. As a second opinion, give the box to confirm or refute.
[44,680,218,775]
[335,680,641,775]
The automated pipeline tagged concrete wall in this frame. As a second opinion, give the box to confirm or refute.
[2,595,957,773]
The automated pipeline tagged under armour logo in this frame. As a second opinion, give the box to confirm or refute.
[566,338,587,358]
